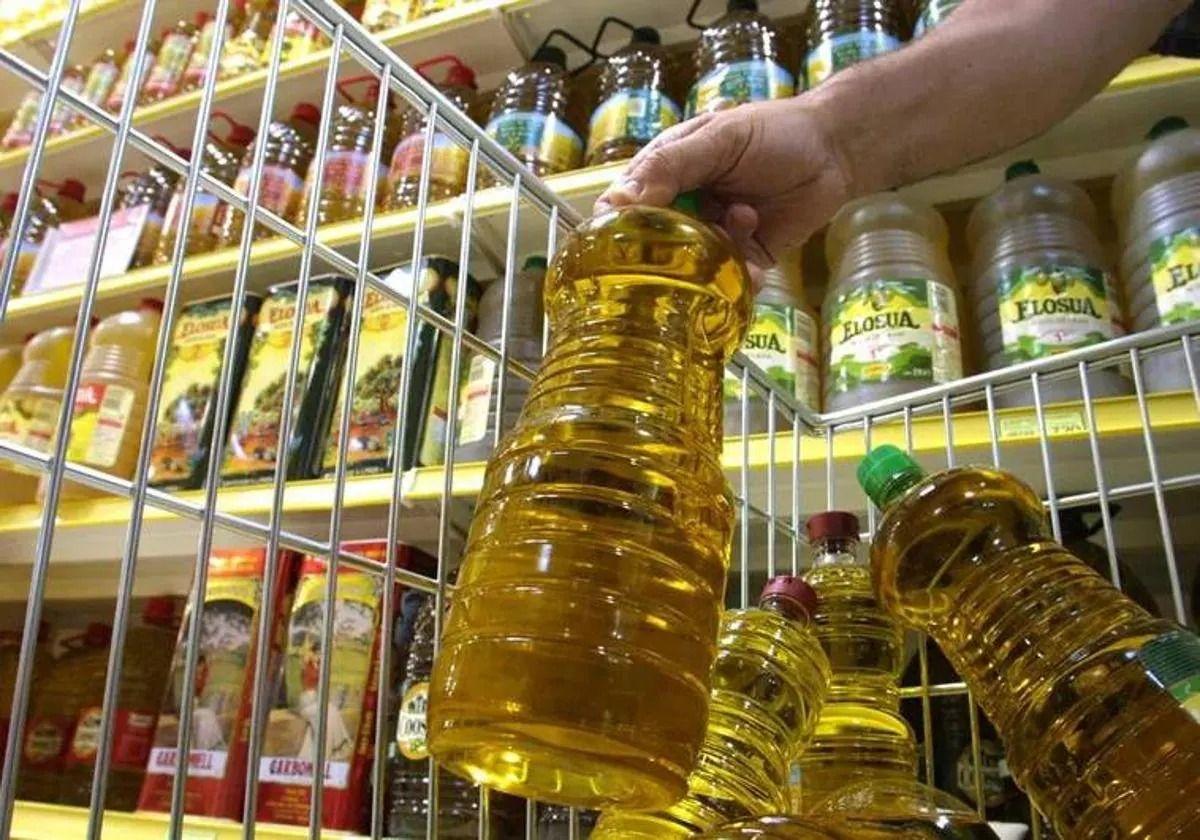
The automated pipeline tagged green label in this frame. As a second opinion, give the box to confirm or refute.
[725,304,819,410]
[686,59,794,117]
[1151,227,1200,326]
[998,265,1113,362]
[826,278,961,395]
[805,30,901,89]
[587,88,681,157]
[1138,630,1200,721]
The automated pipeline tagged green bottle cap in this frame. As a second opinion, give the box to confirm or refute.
[522,255,548,271]
[1148,116,1189,141]
[672,190,701,217]
[1004,160,1040,181]
[857,444,926,510]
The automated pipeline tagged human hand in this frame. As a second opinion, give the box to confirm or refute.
[594,96,854,271]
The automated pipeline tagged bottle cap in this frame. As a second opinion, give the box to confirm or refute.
[143,596,177,626]
[443,61,477,89]
[858,444,926,510]
[85,622,113,647]
[672,190,701,216]
[291,102,321,126]
[123,38,135,53]
[805,510,860,543]
[532,44,567,68]
[728,0,759,10]
[57,179,86,203]
[1004,160,1040,181]
[226,122,256,148]
[195,11,210,27]
[138,297,165,313]
[522,255,548,271]
[1148,116,1189,141]
[759,575,818,619]
[1,192,17,214]
[631,26,661,45]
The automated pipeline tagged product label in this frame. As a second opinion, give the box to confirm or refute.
[219,33,266,79]
[827,278,961,394]
[48,73,86,134]
[81,61,120,109]
[280,12,326,63]
[1139,630,1200,721]
[3,90,42,148]
[22,715,72,768]
[361,0,410,30]
[724,304,820,410]
[805,31,902,89]
[0,393,61,455]
[144,31,194,97]
[67,382,136,468]
[314,148,372,204]
[687,59,794,117]
[586,88,681,158]
[66,706,158,770]
[395,680,429,760]
[388,132,469,193]
[224,284,341,478]
[182,20,224,87]
[1151,227,1200,326]
[456,355,496,445]
[486,111,583,174]
[232,163,305,223]
[997,265,1113,362]
[150,296,244,486]
[161,190,221,252]
[915,0,964,36]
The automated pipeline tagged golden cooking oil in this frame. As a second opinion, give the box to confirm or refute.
[591,578,831,838]
[861,444,1200,839]
[427,195,751,811]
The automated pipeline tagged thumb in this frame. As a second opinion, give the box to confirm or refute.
[596,111,748,210]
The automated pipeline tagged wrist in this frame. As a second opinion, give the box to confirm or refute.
[804,75,878,207]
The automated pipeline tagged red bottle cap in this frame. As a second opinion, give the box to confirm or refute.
[123,38,135,53]
[224,120,256,148]
[56,179,86,203]
[138,297,165,312]
[291,102,321,126]
[195,11,211,27]
[85,622,113,647]
[805,510,860,543]
[415,54,477,90]
[1,192,18,214]
[759,575,819,619]
[142,596,177,626]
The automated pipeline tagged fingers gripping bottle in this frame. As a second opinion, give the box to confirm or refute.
[586,25,681,167]
[1113,116,1200,392]
[859,444,1200,839]
[591,577,831,839]
[485,45,583,178]
[386,54,476,210]
[688,0,794,118]
[427,196,752,810]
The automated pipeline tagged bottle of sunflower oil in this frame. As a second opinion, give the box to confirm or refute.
[586,25,680,166]
[427,194,752,811]
[361,0,411,32]
[140,15,205,104]
[803,0,906,90]
[46,63,87,136]
[687,0,793,118]
[0,178,88,295]
[859,444,1200,839]
[791,511,918,813]
[71,42,131,130]
[0,325,75,501]
[485,45,582,178]
[218,0,275,81]
[301,74,392,225]
[385,54,476,210]
[60,299,163,500]
[121,151,184,268]
[180,0,245,93]
[154,112,255,262]
[105,35,159,113]
[591,576,831,839]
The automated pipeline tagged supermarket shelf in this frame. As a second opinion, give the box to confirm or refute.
[10,801,361,840]
[0,0,195,58]
[0,391,1196,584]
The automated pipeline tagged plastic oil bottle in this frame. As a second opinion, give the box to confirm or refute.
[859,444,1200,839]
[219,0,275,81]
[72,42,131,130]
[688,0,793,118]
[0,342,20,393]
[914,0,964,36]
[17,623,112,805]
[453,255,546,463]
[154,113,255,261]
[823,193,962,414]
[0,325,75,501]
[361,0,411,32]
[725,255,820,438]
[121,151,183,268]
[792,511,919,812]
[302,75,392,225]
[485,45,582,178]
[216,101,320,245]
[968,160,1129,407]
[1113,116,1200,392]
[181,0,245,93]
[1,87,45,149]
[59,597,179,810]
[140,15,206,104]
[586,25,680,167]
[804,0,907,90]
[591,576,831,839]
[386,54,476,210]
[1,178,89,296]
[105,35,159,113]
[60,299,163,500]
[46,63,88,136]
[427,195,752,810]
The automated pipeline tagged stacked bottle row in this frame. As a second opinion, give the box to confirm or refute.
[0,255,547,503]
[727,117,1200,427]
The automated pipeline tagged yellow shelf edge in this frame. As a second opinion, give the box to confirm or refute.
[11,800,361,840]
[1106,55,1200,93]
[0,0,116,48]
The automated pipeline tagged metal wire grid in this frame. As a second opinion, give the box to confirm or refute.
[0,1,1196,838]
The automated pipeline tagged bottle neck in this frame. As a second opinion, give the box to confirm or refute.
[758,593,807,622]
[810,536,860,568]
[875,470,924,511]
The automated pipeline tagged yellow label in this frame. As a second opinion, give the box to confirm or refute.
[586,88,681,158]
[998,265,1112,362]
[396,680,429,760]
[67,382,136,468]
[1151,227,1200,326]
[0,393,60,457]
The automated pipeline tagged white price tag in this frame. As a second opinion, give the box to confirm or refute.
[23,204,149,295]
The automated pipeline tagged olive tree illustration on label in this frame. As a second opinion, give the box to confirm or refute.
[998,265,1113,363]
[1151,227,1200,327]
